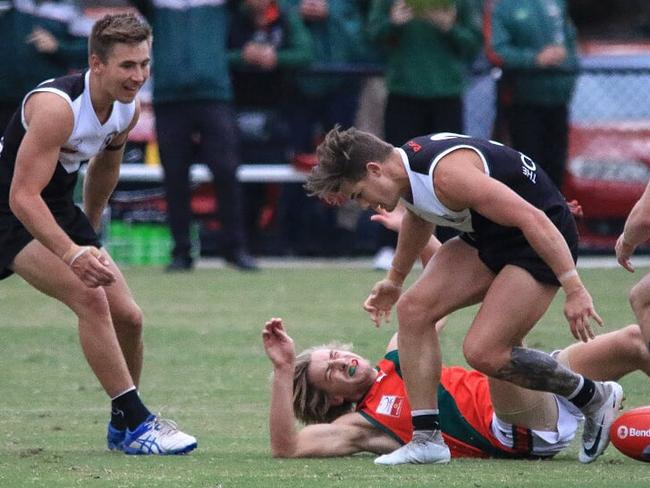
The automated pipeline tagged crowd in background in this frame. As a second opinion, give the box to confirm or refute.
[1,0,649,269]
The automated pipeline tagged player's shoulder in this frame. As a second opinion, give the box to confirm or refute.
[36,72,86,99]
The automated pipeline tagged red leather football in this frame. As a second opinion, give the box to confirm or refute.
[610,406,650,462]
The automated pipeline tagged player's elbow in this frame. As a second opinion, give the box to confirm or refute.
[519,207,551,236]
[8,185,30,217]
[271,445,299,458]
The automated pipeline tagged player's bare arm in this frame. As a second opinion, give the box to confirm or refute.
[263,319,397,457]
[10,92,76,258]
[9,92,115,288]
[433,149,602,342]
[83,100,141,230]
[616,181,650,272]
[364,209,433,326]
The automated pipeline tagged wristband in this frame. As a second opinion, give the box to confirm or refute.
[558,269,578,284]
[61,244,91,266]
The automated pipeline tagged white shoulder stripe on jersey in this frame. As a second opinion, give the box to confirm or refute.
[21,87,74,130]
[429,144,491,179]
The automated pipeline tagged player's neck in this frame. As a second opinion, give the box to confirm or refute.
[388,149,411,198]
[88,72,115,124]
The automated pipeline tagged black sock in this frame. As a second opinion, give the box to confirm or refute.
[569,378,596,408]
[111,389,152,431]
[110,406,127,431]
[412,413,440,432]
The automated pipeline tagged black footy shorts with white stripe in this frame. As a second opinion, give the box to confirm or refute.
[0,204,101,280]
[460,206,579,287]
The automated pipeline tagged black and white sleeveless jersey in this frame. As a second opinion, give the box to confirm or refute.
[398,133,569,245]
[0,71,136,213]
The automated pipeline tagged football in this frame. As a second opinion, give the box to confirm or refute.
[610,406,650,462]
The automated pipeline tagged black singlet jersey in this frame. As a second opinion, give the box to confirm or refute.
[0,71,135,214]
[398,133,572,248]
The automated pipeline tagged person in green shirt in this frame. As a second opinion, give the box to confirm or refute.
[484,0,578,189]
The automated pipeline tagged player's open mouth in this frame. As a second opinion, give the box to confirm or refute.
[348,359,359,377]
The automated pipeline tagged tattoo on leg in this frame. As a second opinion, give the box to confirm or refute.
[495,347,580,397]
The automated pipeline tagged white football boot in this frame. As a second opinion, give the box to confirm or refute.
[579,381,624,464]
[375,431,451,465]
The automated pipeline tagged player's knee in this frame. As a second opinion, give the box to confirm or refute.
[114,301,144,336]
[621,324,650,362]
[396,293,438,332]
[71,287,110,319]
[463,340,506,376]
[629,282,650,315]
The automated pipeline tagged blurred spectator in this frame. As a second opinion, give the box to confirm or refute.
[367,0,482,268]
[484,0,578,189]
[0,0,90,135]
[229,0,312,110]
[130,0,258,271]
[280,0,369,256]
[228,0,313,253]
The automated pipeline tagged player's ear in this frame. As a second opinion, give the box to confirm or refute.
[366,161,382,176]
[89,53,104,74]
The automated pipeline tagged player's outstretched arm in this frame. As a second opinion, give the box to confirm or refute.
[364,210,433,326]
[262,318,390,457]
[371,205,442,267]
[616,181,650,273]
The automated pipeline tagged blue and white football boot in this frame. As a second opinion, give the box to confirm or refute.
[122,415,197,455]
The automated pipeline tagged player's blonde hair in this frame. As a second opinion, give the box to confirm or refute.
[89,13,151,62]
[293,342,355,424]
[304,125,394,198]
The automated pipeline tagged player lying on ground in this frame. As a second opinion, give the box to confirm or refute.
[263,318,647,460]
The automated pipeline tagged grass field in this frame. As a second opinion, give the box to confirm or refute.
[1,264,650,487]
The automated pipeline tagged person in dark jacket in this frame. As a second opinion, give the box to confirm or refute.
[130,0,258,271]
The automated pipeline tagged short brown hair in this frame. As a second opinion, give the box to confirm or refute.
[89,13,152,62]
[304,126,393,198]
[293,343,355,424]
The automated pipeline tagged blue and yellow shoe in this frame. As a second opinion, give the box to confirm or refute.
[122,415,197,455]
[107,423,126,451]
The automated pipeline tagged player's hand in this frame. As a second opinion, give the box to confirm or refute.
[563,287,603,342]
[615,233,636,273]
[566,199,583,219]
[68,246,115,288]
[262,318,296,368]
[364,279,402,327]
[370,205,406,233]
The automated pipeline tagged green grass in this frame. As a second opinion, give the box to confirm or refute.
[1,265,650,487]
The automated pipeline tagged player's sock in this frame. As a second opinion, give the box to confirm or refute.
[111,387,152,430]
[412,409,440,437]
[566,375,596,408]
[110,406,127,431]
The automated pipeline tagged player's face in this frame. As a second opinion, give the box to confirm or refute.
[96,41,151,103]
[340,168,401,213]
[307,348,377,402]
